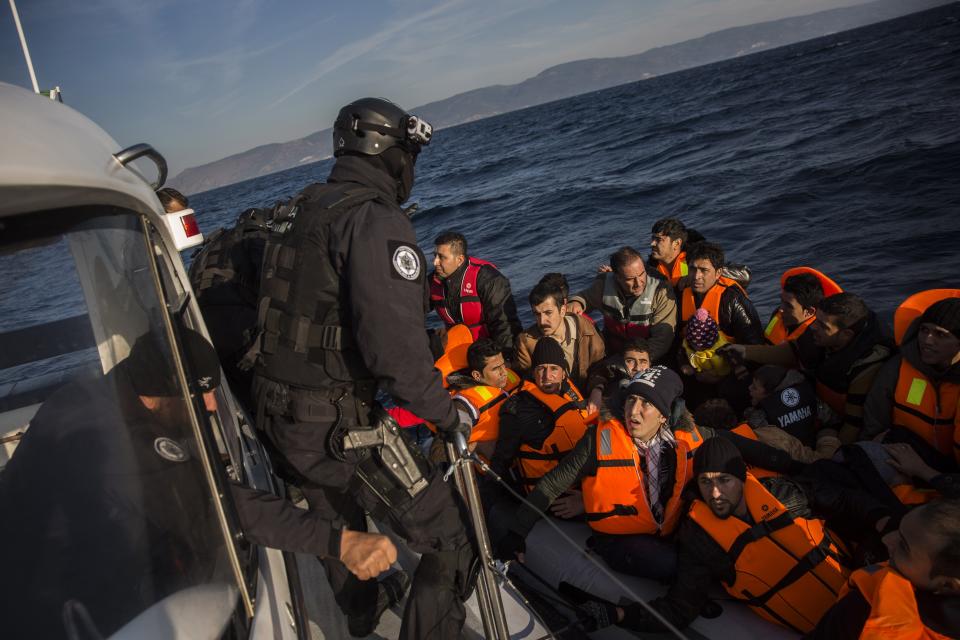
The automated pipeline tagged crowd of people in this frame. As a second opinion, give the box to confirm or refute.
[421,215,960,638]
[181,96,960,639]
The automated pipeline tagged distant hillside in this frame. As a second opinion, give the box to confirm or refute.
[170,0,950,194]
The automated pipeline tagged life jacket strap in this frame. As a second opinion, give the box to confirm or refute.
[726,511,794,563]
[739,535,836,606]
[583,503,640,521]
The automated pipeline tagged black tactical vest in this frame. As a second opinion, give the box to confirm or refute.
[255,182,385,399]
[189,213,273,305]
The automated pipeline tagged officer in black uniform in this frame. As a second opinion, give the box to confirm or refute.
[251,97,475,639]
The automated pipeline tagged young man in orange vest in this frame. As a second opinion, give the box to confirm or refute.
[648,217,689,288]
[678,241,763,346]
[579,438,892,635]
[863,297,960,471]
[676,241,762,410]
[806,498,960,639]
[764,270,839,346]
[446,338,521,461]
[498,366,692,581]
[429,230,522,355]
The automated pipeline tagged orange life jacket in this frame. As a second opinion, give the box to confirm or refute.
[656,251,689,288]
[892,359,960,460]
[515,381,594,490]
[582,419,692,535]
[843,563,953,640]
[891,483,940,506]
[764,267,842,345]
[451,369,521,444]
[688,474,849,633]
[680,275,746,342]
[893,289,960,346]
[434,324,474,387]
[429,257,497,340]
[674,424,705,452]
[730,423,781,478]
[765,313,816,346]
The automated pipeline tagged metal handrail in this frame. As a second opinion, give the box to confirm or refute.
[113,143,168,190]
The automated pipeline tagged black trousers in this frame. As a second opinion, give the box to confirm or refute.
[261,410,475,639]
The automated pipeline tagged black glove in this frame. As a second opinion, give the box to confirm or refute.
[493,531,526,561]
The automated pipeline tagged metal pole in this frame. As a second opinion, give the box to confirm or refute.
[9,0,40,94]
[447,435,511,639]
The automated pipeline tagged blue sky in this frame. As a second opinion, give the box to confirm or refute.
[1,0,863,175]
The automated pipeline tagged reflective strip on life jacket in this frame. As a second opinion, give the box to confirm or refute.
[688,474,849,633]
[730,424,781,478]
[515,380,593,491]
[892,359,960,459]
[680,275,745,342]
[656,252,688,288]
[764,311,816,345]
[581,419,691,535]
[429,257,497,340]
[768,265,842,347]
[845,563,953,640]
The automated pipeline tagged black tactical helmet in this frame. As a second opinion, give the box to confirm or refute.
[332,97,432,158]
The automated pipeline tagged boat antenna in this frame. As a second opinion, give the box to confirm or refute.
[9,0,40,94]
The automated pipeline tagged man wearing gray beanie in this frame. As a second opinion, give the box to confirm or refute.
[863,294,960,471]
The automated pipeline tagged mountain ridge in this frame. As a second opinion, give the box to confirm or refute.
[170,0,951,194]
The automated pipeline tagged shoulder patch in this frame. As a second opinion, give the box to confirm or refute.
[389,241,421,281]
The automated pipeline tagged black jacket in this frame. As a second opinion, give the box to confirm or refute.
[490,383,570,481]
[305,156,458,429]
[678,279,765,345]
[431,260,522,355]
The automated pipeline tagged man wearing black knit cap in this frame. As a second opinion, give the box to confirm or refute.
[863,296,960,474]
[580,436,877,634]
[489,338,595,491]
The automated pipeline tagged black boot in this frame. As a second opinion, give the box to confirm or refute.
[347,570,412,637]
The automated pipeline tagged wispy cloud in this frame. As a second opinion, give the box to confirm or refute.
[268,0,469,108]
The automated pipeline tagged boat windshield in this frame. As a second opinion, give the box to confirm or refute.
[0,208,237,639]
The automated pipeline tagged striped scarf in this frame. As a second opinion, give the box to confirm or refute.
[634,427,675,523]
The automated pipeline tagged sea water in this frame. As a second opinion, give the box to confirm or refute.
[191,3,960,329]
